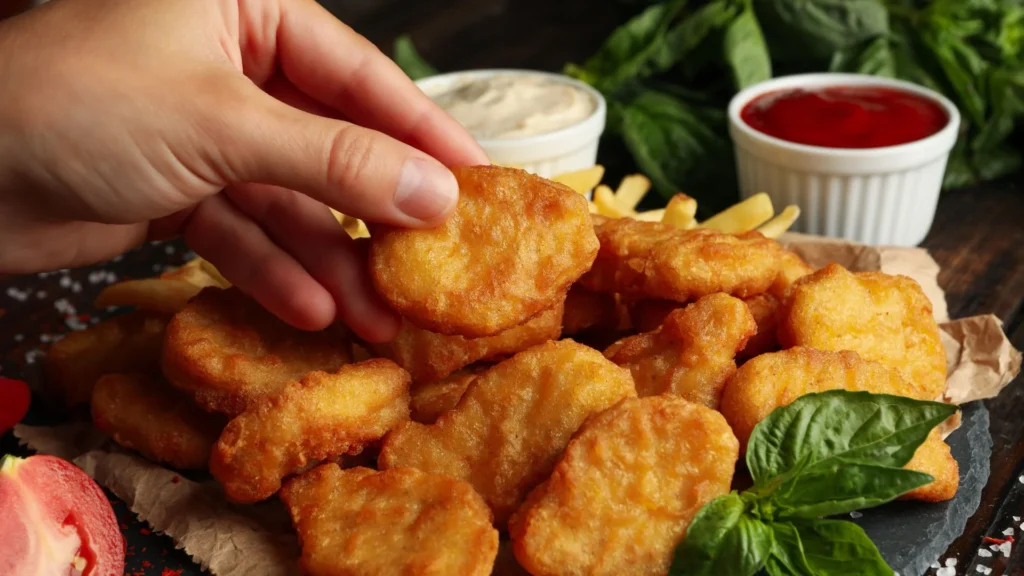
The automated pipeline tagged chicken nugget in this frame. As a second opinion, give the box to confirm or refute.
[280,464,498,576]
[768,248,814,299]
[370,166,598,338]
[579,219,782,302]
[628,299,681,334]
[91,373,225,470]
[410,367,484,425]
[739,293,782,359]
[378,340,636,524]
[162,287,351,416]
[604,293,755,408]
[44,311,167,408]
[561,285,629,336]
[510,396,738,576]
[369,302,563,383]
[720,347,957,501]
[210,359,411,503]
[778,263,947,400]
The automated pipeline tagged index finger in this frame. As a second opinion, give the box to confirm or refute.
[268,0,487,168]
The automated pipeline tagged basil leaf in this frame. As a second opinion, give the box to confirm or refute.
[754,0,889,65]
[772,463,934,518]
[763,522,814,576]
[393,35,437,80]
[790,519,893,575]
[564,0,689,94]
[723,1,772,89]
[670,493,773,576]
[619,90,737,211]
[746,391,956,486]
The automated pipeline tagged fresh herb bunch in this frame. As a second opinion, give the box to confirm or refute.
[394,0,1024,213]
[672,390,958,575]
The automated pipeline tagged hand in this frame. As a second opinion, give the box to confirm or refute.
[0,0,487,342]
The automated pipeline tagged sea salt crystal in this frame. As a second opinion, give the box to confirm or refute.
[978,548,992,557]
[946,558,957,567]
[1018,474,1024,484]
[165,245,175,254]
[989,544,1001,552]
[931,562,941,569]
[1002,527,1014,536]
[71,282,82,294]
[850,511,863,519]
[65,316,88,331]
[936,566,955,576]
[999,541,1012,557]
[976,566,992,575]
[104,271,118,283]
[59,275,72,288]
[1014,516,1021,522]
[88,271,108,284]
[24,349,45,364]
[6,287,29,302]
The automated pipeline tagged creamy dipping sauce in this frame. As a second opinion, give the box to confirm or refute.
[429,74,596,140]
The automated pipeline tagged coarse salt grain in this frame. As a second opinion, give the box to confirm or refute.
[931,562,942,569]
[6,287,29,301]
[999,541,1012,557]
[24,349,45,364]
[59,276,72,288]
[946,558,957,567]
[850,511,863,519]
[976,567,992,575]
[1015,516,1021,522]
[989,544,1001,552]
[978,548,992,557]
[165,245,175,254]
[936,567,955,576]
[1002,527,1014,536]
[71,282,82,293]
[1018,475,1023,484]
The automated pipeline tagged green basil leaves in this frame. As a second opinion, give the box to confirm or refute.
[670,390,957,576]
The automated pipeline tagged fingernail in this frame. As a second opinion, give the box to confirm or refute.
[394,158,458,222]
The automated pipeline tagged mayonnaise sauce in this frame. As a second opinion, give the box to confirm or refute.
[429,74,596,140]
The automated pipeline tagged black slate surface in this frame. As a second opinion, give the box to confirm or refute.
[855,401,992,576]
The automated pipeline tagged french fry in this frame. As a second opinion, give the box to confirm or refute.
[698,192,774,233]
[661,194,698,229]
[342,215,370,239]
[552,166,605,195]
[94,279,203,314]
[195,258,231,288]
[633,209,665,222]
[594,185,631,218]
[613,174,651,211]
[756,205,801,238]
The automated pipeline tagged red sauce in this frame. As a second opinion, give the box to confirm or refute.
[740,86,948,149]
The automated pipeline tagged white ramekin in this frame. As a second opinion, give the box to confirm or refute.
[416,69,607,180]
[728,73,960,247]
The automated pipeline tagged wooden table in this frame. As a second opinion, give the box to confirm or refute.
[1,1,1023,574]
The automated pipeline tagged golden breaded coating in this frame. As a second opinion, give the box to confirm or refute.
[604,294,755,408]
[369,303,563,383]
[91,373,225,470]
[162,287,351,416]
[628,299,680,334]
[280,464,498,576]
[719,347,957,501]
[579,219,782,302]
[210,359,411,503]
[779,263,947,400]
[45,311,167,408]
[902,430,959,502]
[368,165,598,336]
[739,293,782,360]
[561,285,629,336]
[769,248,814,299]
[370,166,599,338]
[410,367,484,424]
[378,340,637,524]
[509,396,738,576]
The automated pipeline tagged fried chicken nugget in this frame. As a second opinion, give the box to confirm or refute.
[769,248,814,298]
[628,298,680,334]
[369,302,563,383]
[45,311,168,408]
[579,219,782,302]
[210,359,411,503]
[561,285,629,336]
[370,166,598,338]
[162,287,351,416]
[720,347,958,501]
[509,396,738,576]
[280,464,498,576]
[410,367,484,424]
[778,263,947,401]
[91,373,225,470]
[604,293,755,408]
[739,293,783,359]
[378,340,637,524]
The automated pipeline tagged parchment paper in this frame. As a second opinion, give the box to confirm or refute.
[14,236,1022,575]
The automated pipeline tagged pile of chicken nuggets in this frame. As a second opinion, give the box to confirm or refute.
[45,165,955,576]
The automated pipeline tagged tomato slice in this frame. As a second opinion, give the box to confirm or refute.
[0,377,30,432]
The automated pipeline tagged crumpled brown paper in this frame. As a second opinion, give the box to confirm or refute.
[14,236,1023,576]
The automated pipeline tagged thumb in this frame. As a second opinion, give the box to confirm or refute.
[205,82,461,227]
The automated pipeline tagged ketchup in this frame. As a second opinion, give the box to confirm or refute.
[740,86,948,149]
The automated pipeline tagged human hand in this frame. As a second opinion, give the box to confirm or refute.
[0,0,487,342]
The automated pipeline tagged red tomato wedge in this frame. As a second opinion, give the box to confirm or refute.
[0,455,124,576]
[0,377,31,432]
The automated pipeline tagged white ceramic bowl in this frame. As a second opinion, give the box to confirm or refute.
[416,69,606,180]
[728,73,960,246]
